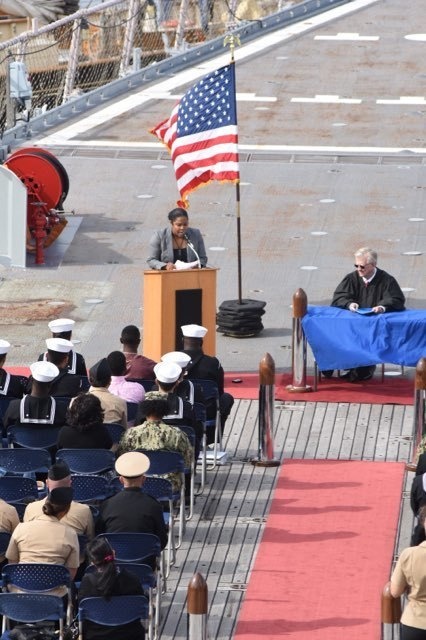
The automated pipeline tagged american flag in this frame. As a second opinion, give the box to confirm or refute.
[151,64,240,206]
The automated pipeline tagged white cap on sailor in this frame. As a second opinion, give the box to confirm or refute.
[45,338,74,353]
[48,318,75,333]
[161,351,191,369]
[181,324,208,338]
[30,361,59,382]
[0,340,11,355]
[153,361,182,384]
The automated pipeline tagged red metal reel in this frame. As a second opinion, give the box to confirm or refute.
[5,150,69,265]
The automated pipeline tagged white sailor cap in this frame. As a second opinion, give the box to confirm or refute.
[154,361,182,384]
[0,340,11,355]
[161,351,191,369]
[48,318,75,333]
[30,361,59,382]
[181,324,208,338]
[45,337,74,353]
[115,451,150,478]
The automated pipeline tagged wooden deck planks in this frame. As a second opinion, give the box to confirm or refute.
[158,398,415,639]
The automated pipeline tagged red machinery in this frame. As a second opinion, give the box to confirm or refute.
[4,147,70,265]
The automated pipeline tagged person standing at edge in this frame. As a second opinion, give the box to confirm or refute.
[147,207,207,271]
[323,247,405,382]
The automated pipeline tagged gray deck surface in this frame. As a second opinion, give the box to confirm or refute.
[0,0,424,636]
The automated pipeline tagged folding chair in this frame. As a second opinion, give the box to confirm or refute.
[188,379,222,468]
[176,425,196,520]
[0,448,51,479]
[193,401,207,494]
[104,422,125,445]
[126,402,139,425]
[83,563,157,640]
[0,593,65,638]
[0,476,38,503]
[141,476,176,577]
[97,532,163,593]
[2,563,72,624]
[78,595,149,640]
[71,474,111,503]
[56,449,115,475]
[77,376,90,391]
[136,449,186,548]
[8,425,62,452]
[0,532,11,558]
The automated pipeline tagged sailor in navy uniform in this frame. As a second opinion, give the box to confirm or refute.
[135,361,202,460]
[181,324,234,441]
[0,339,27,399]
[4,361,68,431]
[31,338,82,398]
[160,351,204,406]
[38,318,87,376]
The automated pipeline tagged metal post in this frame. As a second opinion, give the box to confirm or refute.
[6,56,15,130]
[62,19,82,103]
[287,288,312,393]
[187,572,208,640]
[252,353,280,467]
[175,0,190,50]
[411,357,426,466]
[119,0,139,76]
[381,581,401,640]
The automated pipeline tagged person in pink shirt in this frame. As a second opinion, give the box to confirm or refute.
[107,351,145,404]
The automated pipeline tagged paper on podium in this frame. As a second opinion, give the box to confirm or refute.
[174,260,199,270]
[356,307,374,315]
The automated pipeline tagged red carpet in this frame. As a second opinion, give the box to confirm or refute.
[234,459,404,640]
[224,372,413,405]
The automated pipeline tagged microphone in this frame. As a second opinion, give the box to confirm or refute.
[184,233,201,268]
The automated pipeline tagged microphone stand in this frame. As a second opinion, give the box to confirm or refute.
[184,234,201,269]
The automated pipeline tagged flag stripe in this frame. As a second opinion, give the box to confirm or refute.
[150,64,239,205]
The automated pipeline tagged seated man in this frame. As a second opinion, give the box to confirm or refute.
[118,397,192,494]
[44,337,83,397]
[120,325,157,381]
[324,247,406,382]
[39,318,87,376]
[0,339,27,398]
[4,361,68,431]
[96,451,168,561]
[182,324,234,441]
[88,358,127,428]
[0,498,19,564]
[160,351,204,406]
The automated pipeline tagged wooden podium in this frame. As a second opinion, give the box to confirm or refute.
[143,268,218,361]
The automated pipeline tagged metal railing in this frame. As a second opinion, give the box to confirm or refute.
[0,0,353,147]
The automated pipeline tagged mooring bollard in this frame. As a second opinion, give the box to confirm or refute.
[410,357,426,469]
[287,288,311,393]
[381,581,401,639]
[187,572,208,640]
[251,353,280,467]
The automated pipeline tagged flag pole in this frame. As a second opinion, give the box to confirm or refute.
[224,33,242,304]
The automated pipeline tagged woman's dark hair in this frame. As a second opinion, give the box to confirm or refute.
[168,207,188,222]
[86,538,118,598]
[66,393,105,432]
[139,398,169,420]
[42,501,67,518]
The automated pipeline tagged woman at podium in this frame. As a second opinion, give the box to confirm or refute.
[147,207,207,271]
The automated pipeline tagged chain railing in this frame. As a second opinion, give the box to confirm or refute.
[0,0,299,132]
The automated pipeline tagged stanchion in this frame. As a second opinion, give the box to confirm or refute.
[187,572,208,640]
[286,288,312,393]
[381,581,401,639]
[407,357,426,472]
[251,353,280,467]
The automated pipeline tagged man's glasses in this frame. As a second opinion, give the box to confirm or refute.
[354,264,367,270]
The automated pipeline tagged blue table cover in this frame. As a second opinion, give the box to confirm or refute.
[301,306,426,370]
